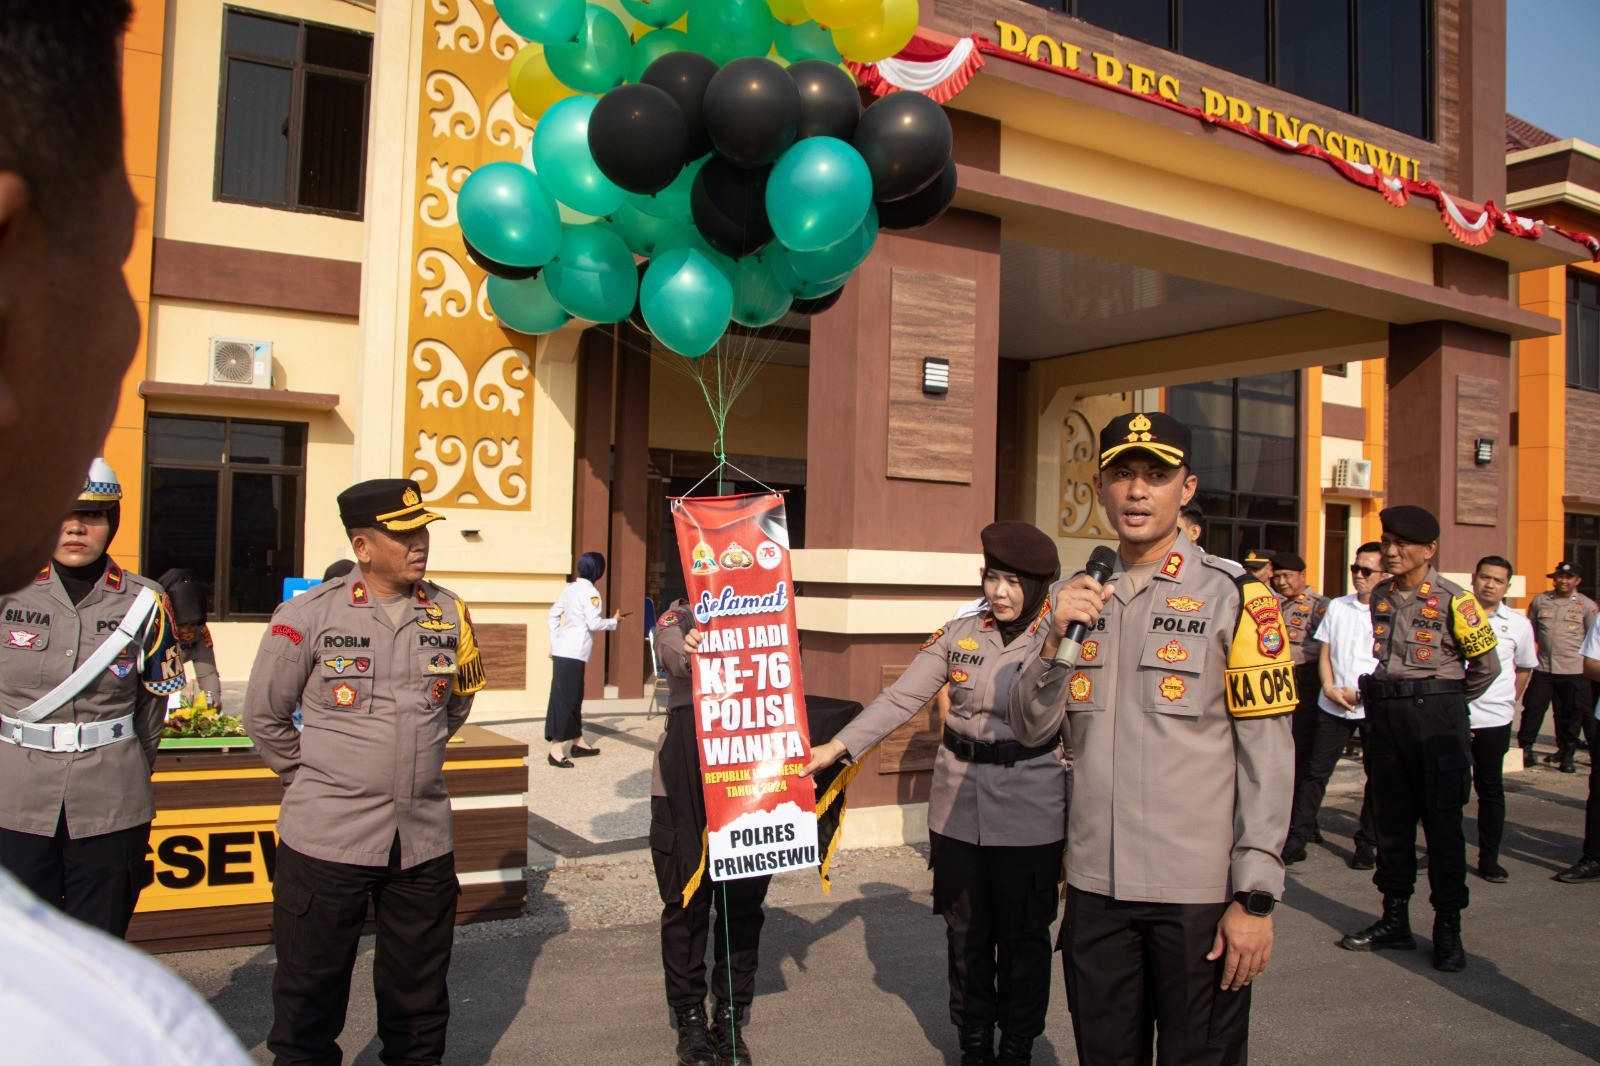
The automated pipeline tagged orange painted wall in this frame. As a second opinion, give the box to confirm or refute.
[1516,267,1567,596]
[1301,366,1324,584]
[106,0,164,570]
[1360,356,1387,544]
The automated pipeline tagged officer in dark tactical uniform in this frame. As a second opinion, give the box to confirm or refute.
[1271,551,1329,864]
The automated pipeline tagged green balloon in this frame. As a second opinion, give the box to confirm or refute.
[772,19,840,63]
[488,273,571,335]
[628,153,707,218]
[655,226,736,285]
[628,27,691,82]
[545,223,640,323]
[614,200,690,256]
[622,0,691,28]
[730,256,792,327]
[546,6,633,95]
[785,203,877,281]
[498,0,586,44]
[641,248,734,358]
[687,0,774,65]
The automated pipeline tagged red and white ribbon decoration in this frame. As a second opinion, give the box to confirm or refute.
[846,32,985,103]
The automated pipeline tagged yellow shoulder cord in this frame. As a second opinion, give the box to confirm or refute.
[453,597,488,694]
[814,761,864,896]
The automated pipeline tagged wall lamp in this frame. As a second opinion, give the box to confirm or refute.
[922,357,949,396]
[1473,438,1494,467]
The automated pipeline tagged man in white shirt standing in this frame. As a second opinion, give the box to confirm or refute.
[1284,542,1382,869]
[1466,557,1537,883]
[1554,617,1600,883]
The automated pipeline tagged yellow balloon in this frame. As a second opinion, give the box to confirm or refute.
[508,44,572,120]
[801,0,881,31]
[831,0,915,62]
[769,0,812,26]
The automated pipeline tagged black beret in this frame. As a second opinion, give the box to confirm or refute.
[338,479,443,532]
[165,579,208,626]
[1099,411,1191,469]
[1272,551,1307,572]
[1550,560,1582,577]
[1242,549,1273,569]
[1379,505,1440,544]
[980,521,1060,581]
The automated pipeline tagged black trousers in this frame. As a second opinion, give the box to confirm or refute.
[1061,888,1251,1066]
[1469,724,1511,863]
[268,839,458,1066]
[1286,710,1377,850]
[1289,663,1321,774]
[1583,729,1600,862]
[544,655,588,741]
[658,854,771,1009]
[931,831,1063,1040]
[1518,671,1596,754]
[0,811,149,939]
[1362,690,1473,910]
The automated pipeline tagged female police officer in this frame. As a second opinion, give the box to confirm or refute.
[804,521,1068,1066]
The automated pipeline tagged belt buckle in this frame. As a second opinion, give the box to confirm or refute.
[954,735,978,761]
[52,722,81,751]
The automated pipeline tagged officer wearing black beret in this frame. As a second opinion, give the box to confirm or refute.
[1338,505,1498,972]
[1270,550,1330,864]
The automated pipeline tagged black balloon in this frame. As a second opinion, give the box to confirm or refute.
[641,51,718,161]
[463,236,541,280]
[876,156,957,230]
[791,285,845,315]
[627,260,651,336]
[788,60,862,142]
[853,90,953,202]
[691,156,773,258]
[588,83,689,195]
[703,57,801,169]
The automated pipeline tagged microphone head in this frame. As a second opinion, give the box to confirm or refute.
[1085,545,1118,584]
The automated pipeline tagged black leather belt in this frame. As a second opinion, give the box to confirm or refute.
[1360,676,1464,700]
[942,726,1056,767]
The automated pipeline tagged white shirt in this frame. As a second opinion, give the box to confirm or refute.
[1469,604,1538,729]
[1311,593,1377,720]
[548,578,617,661]
[0,868,252,1065]
[1581,618,1600,719]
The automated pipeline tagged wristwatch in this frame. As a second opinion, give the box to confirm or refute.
[1233,890,1276,916]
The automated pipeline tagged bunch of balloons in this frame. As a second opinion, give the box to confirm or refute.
[458,0,958,358]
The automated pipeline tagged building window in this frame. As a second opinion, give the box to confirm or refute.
[216,7,372,218]
[1168,370,1301,563]
[1051,0,1432,140]
[1323,363,1348,377]
[1568,272,1600,391]
[143,415,307,621]
[1323,502,1350,596]
[1565,513,1600,604]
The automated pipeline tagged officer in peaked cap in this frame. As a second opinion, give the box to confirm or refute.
[244,477,487,1066]
[1242,549,1276,583]
[1518,559,1598,771]
[1338,504,1499,973]
[0,459,183,938]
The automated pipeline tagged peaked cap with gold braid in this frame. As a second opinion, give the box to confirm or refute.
[337,478,443,532]
[1098,411,1191,469]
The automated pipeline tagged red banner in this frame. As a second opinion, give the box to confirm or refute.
[671,492,817,881]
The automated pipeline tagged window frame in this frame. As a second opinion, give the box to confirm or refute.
[1567,271,1600,392]
[213,6,372,220]
[142,413,308,623]
[1564,512,1600,604]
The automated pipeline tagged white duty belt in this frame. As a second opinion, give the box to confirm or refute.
[0,586,159,753]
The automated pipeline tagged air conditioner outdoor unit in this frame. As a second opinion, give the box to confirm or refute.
[208,337,273,389]
[1333,457,1373,490]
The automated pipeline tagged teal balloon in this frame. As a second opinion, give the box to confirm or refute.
[760,241,839,296]
[457,162,561,268]
[533,96,629,216]
[730,256,792,327]
[655,225,736,284]
[488,273,571,334]
[614,200,689,256]
[628,153,707,218]
[766,136,871,251]
[772,19,840,63]
[641,248,734,358]
[628,27,691,82]
[687,0,774,65]
[622,0,691,28]
[795,273,846,298]
[545,223,639,322]
[498,0,586,44]
[786,203,877,280]
[546,6,633,94]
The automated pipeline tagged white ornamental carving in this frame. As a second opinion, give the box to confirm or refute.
[473,347,531,417]
[475,275,495,322]
[419,159,472,228]
[485,90,534,150]
[432,0,485,52]
[472,437,529,506]
[425,71,481,139]
[411,340,470,409]
[417,248,474,318]
[489,16,526,59]
[411,431,469,500]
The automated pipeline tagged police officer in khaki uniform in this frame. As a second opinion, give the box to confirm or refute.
[1517,560,1598,772]
[1015,412,1296,1066]
[0,459,183,937]
[806,522,1069,1066]
[1241,549,1274,584]
[1338,505,1498,973]
[244,479,486,1066]
[1271,551,1329,864]
[651,597,772,1066]
[159,568,222,708]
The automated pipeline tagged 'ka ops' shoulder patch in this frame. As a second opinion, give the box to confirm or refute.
[1225,578,1297,719]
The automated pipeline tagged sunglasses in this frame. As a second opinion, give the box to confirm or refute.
[1350,565,1379,577]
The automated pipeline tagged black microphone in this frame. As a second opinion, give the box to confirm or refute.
[1053,545,1118,667]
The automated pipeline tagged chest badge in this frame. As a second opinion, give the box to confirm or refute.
[1420,607,1439,620]
[418,617,457,632]
[331,683,358,708]
[1159,675,1187,702]
[427,652,456,674]
[1414,630,1434,644]
[949,668,970,685]
[6,629,38,649]
[425,602,444,620]
[1156,639,1188,664]
[324,655,371,674]
[1376,601,1392,614]
[431,677,451,701]
[1081,639,1100,662]
[1166,596,1204,613]
[957,637,979,651]
[1415,647,1432,663]
[1069,672,1092,702]
[108,661,133,679]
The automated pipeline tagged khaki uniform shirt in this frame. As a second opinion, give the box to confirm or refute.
[1526,591,1598,675]
[650,598,693,798]
[833,606,1070,849]
[1011,534,1296,904]
[242,574,485,868]
[1369,568,1499,703]
[0,562,184,836]
[1278,590,1329,667]
[177,623,222,707]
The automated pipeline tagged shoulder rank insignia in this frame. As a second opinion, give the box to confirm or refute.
[1166,596,1204,613]
[1417,582,1432,597]
[957,637,980,651]
[104,563,124,591]
[33,565,50,584]
[350,582,369,605]
[1161,552,1184,579]
[414,584,431,604]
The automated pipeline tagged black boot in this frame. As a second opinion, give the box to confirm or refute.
[1338,895,1417,951]
[674,1003,716,1066]
[1432,909,1467,972]
[957,1023,994,1065]
[711,1000,752,1065]
[1560,748,1578,774]
[996,1031,1034,1065]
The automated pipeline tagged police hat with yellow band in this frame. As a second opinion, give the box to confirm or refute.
[1242,549,1273,571]
[1098,411,1191,469]
[338,478,443,532]
[72,458,122,512]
